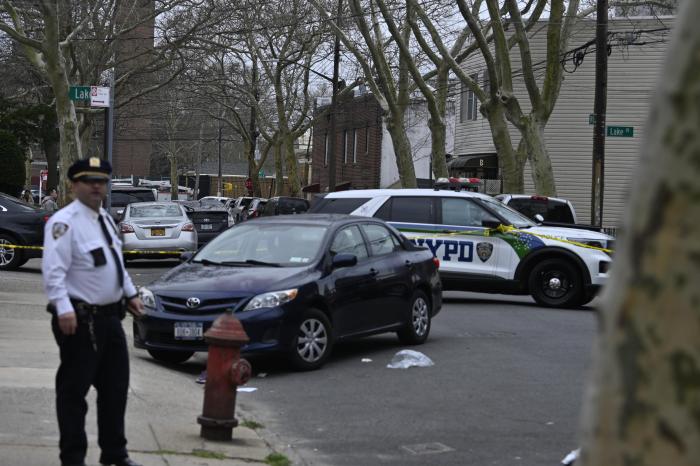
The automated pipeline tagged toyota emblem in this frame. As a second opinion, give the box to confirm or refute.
[186,297,201,309]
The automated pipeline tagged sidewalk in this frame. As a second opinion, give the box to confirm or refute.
[0,290,280,466]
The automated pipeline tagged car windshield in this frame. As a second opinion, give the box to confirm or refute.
[477,196,535,228]
[194,223,327,266]
[200,198,224,206]
[130,204,182,218]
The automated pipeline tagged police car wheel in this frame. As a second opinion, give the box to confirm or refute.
[0,235,23,270]
[528,258,583,308]
[397,290,431,345]
[289,309,333,371]
[147,349,194,364]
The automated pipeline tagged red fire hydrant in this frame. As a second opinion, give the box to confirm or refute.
[197,312,252,441]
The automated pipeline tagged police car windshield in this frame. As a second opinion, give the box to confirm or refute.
[477,197,535,228]
[194,223,327,267]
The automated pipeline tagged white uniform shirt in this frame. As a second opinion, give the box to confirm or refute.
[42,200,137,316]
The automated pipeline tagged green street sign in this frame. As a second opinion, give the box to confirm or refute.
[69,86,90,101]
[589,114,595,125]
[258,169,265,178]
[607,126,634,137]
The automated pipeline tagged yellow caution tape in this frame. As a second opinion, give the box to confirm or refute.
[401,224,612,254]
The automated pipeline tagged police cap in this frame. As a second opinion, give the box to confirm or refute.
[68,157,112,182]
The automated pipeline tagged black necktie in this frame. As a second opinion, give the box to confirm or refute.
[98,214,124,288]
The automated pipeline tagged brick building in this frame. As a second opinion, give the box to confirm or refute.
[310,93,384,192]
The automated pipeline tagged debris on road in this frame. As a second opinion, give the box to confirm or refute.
[386,350,434,369]
[561,448,579,465]
[361,358,372,363]
[237,387,258,392]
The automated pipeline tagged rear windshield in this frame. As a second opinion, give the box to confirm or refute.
[129,204,182,218]
[507,198,575,223]
[309,197,370,214]
[278,199,309,214]
[239,198,253,208]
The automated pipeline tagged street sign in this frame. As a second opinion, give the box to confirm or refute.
[40,170,48,182]
[589,114,595,125]
[245,178,252,190]
[69,86,91,101]
[258,169,265,178]
[90,86,110,107]
[607,126,634,137]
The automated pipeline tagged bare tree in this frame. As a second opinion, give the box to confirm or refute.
[577,1,699,463]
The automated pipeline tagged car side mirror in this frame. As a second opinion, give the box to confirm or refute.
[180,251,194,263]
[534,213,544,223]
[332,253,357,268]
[482,217,502,229]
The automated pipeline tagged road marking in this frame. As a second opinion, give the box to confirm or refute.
[400,442,455,455]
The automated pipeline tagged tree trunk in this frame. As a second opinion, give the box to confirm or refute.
[523,119,557,196]
[430,66,450,179]
[25,147,32,189]
[273,143,284,196]
[169,155,178,200]
[283,134,301,197]
[484,103,523,193]
[578,3,700,464]
[385,114,417,188]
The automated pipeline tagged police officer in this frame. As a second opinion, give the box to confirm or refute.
[42,157,144,466]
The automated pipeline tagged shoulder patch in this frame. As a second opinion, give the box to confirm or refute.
[52,222,70,239]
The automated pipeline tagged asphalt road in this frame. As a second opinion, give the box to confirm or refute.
[5,259,598,466]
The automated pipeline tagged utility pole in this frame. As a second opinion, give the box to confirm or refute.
[104,76,115,210]
[217,118,222,197]
[327,0,343,192]
[591,0,608,227]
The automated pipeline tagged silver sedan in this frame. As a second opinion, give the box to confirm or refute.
[119,202,197,259]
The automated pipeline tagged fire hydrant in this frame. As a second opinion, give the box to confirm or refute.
[197,312,252,441]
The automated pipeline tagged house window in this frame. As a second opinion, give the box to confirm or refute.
[460,73,479,122]
[343,130,347,164]
[353,129,358,164]
[324,133,329,166]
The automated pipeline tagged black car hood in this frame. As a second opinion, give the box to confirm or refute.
[149,262,318,295]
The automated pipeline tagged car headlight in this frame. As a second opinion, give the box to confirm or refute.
[139,287,156,309]
[228,214,235,227]
[242,289,298,312]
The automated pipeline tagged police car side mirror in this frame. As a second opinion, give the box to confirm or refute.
[332,253,357,268]
[482,218,502,229]
[180,251,194,263]
[534,214,544,223]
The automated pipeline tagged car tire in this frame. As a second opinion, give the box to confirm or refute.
[0,234,24,271]
[397,290,431,345]
[528,258,583,308]
[147,349,194,364]
[288,308,333,371]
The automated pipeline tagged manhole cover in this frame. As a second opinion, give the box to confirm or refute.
[400,442,455,455]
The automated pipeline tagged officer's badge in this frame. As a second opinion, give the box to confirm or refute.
[476,242,493,262]
[89,156,101,167]
[52,222,69,239]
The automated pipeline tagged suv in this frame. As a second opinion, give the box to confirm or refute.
[309,189,614,308]
[495,194,604,233]
[260,197,310,217]
[110,186,157,221]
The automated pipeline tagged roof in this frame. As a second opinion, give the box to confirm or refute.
[321,188,493,200]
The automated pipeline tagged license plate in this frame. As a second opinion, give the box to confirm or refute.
[151,228,165,236]
[200,224,213,230]
[174,322,203,340]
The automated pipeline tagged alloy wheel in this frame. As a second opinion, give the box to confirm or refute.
[296,318,329,363]
[412,297,429,337]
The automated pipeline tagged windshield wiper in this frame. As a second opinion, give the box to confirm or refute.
[241,259,282,267]
[192,258,225,266]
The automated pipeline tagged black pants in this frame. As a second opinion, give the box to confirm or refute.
[51,312,129,465]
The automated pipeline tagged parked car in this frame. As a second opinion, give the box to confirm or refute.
[134,214,442,370]
[119,202,197,260]
[110,186,157,221]
[310,189,615,308]
[260,196,310,217]
[178,200,234,247]
[0,192,50,270]
[495,194,605,233]
[230,196,255,223]
[243,198,267,220]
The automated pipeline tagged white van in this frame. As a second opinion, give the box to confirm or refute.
[310,189,614,307]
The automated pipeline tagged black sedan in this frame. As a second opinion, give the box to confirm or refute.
[134,214,442,370]
[0,192,50,270]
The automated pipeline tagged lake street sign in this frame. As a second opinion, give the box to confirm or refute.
[90,86,110,107]
[69,86,91,101]
[607,126,634,137]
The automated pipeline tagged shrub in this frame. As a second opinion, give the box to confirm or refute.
[0,130,26,197]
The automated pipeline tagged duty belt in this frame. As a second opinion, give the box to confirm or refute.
[70,299,125,352]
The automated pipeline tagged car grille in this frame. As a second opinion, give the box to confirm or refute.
[158,295,244,315]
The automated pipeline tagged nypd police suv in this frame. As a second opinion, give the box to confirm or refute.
[310,189,614,308]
